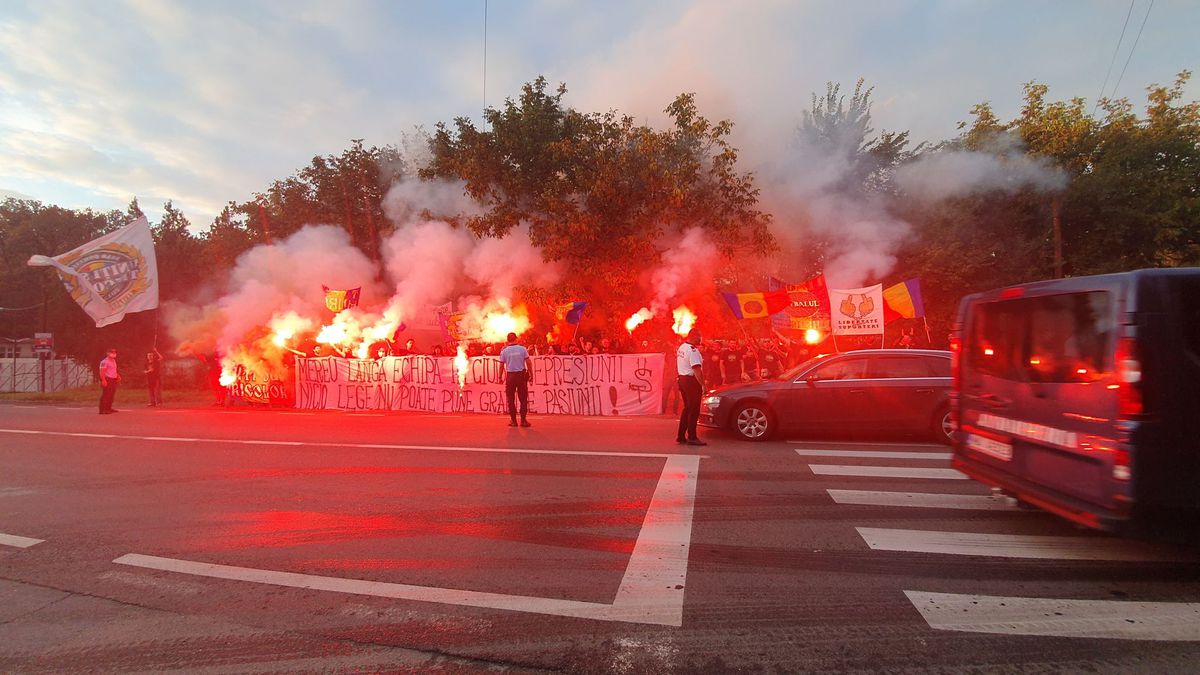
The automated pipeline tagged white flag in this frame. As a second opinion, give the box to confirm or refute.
[27,216,159,327]
[829,283,885,335]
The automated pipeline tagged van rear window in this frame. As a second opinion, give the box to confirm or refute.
[969,292,1114,383]
[1173,276,1200,357]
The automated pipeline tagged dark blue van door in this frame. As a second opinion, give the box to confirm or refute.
[958,281,1127,517]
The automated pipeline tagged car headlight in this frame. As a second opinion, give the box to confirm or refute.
[702,395,722,407]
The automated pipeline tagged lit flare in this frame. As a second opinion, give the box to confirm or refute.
[454,344,468,389]
[671,306,696,336]
[625,308,653,333]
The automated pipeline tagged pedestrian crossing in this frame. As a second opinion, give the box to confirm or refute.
[796,445,1200,642]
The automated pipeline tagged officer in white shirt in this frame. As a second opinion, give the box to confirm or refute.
[499,332,533,427]
[675,328,707,445]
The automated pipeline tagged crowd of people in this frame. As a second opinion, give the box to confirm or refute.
[101,328,822,414]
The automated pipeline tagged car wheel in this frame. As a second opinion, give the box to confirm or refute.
[732,402,774,441]
[932,406,953,445]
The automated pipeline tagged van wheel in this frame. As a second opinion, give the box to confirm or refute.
[932,406,953,445]
[732,402,774,441]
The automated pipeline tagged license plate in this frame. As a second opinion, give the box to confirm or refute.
[967,433,1013,461]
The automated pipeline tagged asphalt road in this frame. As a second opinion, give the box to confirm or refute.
[1,402,1199,673]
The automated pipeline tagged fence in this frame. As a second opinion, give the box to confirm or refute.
[0,358,95,393]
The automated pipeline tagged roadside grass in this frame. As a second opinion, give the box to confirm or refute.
[0,386,216,406]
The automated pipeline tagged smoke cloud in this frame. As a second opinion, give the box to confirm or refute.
[894,147,1069,202]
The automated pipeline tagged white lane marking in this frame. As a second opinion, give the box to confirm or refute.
[10,405,38,409]
[115,454,700,627]
[858,528,1197,562]
[0,532,44,548]
[905,590,1200,641]
[0,428,688,459]
[790,440,944,448]
[809,465,966,479]
[0,487,37,497]
[828,490,1019,511]
[241,440,302,446]
[796,449,952,460]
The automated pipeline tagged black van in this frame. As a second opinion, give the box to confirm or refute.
[951,268,1200,536]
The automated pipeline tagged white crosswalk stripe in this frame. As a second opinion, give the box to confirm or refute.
[828,489,1018,511]
[905,591,1200,641]
[802,443,1200,641]
[795,449,952,460]
[857,527,1197,562]
[809,464,966,479]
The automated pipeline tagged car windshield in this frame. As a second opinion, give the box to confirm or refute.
[777,354,834,381]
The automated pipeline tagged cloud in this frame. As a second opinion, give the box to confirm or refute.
[0,0,1195,233]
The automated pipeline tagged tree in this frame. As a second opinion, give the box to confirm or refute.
[421,76,775,317]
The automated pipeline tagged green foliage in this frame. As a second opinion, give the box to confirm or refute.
[422,76,775,303]
[3,71,1196,358]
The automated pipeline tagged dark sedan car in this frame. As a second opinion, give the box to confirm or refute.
[699,349,953,442]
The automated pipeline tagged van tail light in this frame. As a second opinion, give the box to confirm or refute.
[1113,449,1132,481]
[949,335,961,387]
[948,335,962,428]
[1114,337,1143,419]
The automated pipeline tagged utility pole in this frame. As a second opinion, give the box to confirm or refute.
[1052,195,1063,278]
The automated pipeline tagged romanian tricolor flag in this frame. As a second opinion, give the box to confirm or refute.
[882,278,926,323]
[555,301,588,325]
[323,286,361,313]
[721,290,790,320]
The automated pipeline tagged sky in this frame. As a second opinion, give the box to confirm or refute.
[1,0,1196,229]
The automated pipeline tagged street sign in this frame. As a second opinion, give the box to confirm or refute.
[33,333,53,354]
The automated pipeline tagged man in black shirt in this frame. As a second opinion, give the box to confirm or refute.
[722,339,746,384]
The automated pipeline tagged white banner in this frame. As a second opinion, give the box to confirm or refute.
[27,216,159,327]
[295,353,665,415]
[830,283,885,335]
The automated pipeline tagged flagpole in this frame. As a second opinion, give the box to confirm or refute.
[922,317,932,347]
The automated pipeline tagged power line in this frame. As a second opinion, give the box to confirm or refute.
[1093,0,1136,114]
[1110,0,1154,104]
[483,0,488,118]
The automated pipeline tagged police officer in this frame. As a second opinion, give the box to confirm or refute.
[499,331,532,427]
[675,328,707,446]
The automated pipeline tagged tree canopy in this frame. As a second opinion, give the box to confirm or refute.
[2,71,1196,360]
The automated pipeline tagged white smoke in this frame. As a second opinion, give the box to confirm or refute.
[164,177,564,365]
[382,176,482,227]
[650,227,718,312]
[215,225,383,350]
[894,148,1068,202]
[761,147,911,288]
[465,223,562,300]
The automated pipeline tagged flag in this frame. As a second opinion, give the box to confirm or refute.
[721,290,790,319]
[769,274,830,332]
[555,301,588,324]
[829,284,885,335]
[883,278,926,323]
[27,216,159,327]
[323,286,361,312]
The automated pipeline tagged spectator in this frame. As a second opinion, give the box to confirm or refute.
[144,348,163,407]
[741,340,761,381]
[722,338,747,383]
[705,341,725,387]
[758,338,785,378]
